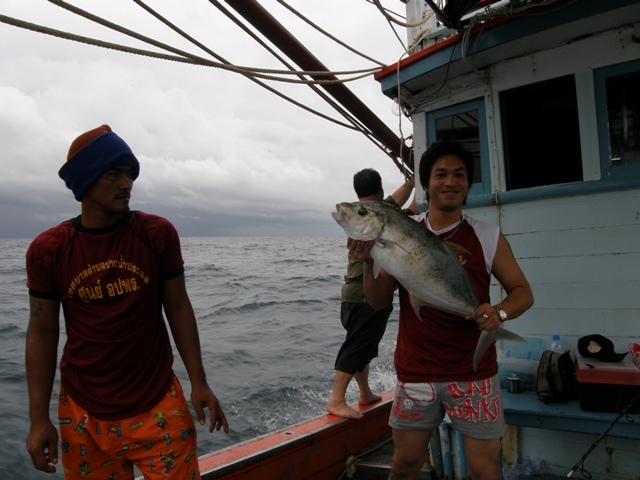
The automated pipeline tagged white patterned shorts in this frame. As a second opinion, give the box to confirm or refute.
[389,374,505,440]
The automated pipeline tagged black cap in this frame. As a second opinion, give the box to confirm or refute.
[578,334,628,363]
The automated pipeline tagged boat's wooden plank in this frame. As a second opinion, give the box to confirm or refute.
[198,391,394,479]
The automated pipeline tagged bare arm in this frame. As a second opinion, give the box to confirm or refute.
[473,233,534,330]
[389,175,415,210]
[350,240,397,310]
[25,296,60,473]
[162,273,229,433]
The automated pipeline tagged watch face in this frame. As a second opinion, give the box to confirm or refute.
[497,307,507,321]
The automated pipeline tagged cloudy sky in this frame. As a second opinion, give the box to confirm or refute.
[0,0,415,238]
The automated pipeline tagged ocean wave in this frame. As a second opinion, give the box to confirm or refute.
[0,236,397,479]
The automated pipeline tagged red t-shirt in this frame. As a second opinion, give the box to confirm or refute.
[26,211,184,419]
[395,213,500,382]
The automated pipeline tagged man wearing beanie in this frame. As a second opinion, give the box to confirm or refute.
[25,125,229,479]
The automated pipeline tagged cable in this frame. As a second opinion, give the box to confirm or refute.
[133,0,368,134]
[2,1,411,171]
[369,0,411,54]
[204,0,406,168]
[0,14,208,65]
[371,0,434,28]
[365,0,408,22]
[205,0,372,133]
[276,0,387,67]
[47,0,381,83]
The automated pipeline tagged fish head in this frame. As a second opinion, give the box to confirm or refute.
[331,201,387,241]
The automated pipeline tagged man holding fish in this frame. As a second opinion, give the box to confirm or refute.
[333,140,534,480]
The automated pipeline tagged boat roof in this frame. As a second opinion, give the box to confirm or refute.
[375,0,640,98]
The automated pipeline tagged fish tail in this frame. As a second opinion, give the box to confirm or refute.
[472,328,527,371]
[473,330,495,372]
[494,327,527,344]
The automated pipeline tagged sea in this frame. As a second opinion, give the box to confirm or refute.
[0,236,400,479]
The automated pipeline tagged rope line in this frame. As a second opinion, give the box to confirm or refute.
[204,0,371,133]
[132,0,365,133]
[1,0,412,172]
[46,0,381,82]
[276,0,387,67]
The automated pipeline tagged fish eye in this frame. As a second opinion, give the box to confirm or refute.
[357,206,368,216]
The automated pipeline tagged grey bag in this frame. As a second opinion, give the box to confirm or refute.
[536,350,578,403]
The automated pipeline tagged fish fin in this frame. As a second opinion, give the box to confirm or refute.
[377,238,416,259]
[372,261,381,279]
[400,280,473,318]
[406,291,470,319]
[444,241,471,257]
[473,328,527,371]
[375,238,389,248]
[409,294,423,319]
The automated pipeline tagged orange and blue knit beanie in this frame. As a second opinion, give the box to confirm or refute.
[58,124,140,201]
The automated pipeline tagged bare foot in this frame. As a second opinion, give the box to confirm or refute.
[326,400,363,419]
[359,393,382,406]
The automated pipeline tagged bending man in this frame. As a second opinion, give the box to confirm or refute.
[327,169,414,419]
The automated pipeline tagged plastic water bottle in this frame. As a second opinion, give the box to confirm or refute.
[551,335,563,352]
[630,342,640,368]
[506,462,520,480]
[522,459,536,476]
[536,459,551,475]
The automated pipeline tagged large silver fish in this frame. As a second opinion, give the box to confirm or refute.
[332,200,526,370]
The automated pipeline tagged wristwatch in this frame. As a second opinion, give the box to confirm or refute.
[495,306,508,323]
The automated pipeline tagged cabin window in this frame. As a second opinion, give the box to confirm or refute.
[594,59,640,178]
[500,76,583,190]
[426,98,491,196]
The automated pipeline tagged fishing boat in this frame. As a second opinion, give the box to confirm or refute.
[185,0,640,478]
[4,0,639,478]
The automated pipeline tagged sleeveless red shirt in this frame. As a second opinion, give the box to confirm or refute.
[394,213,500,382]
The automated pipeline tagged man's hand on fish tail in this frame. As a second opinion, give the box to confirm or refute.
[348,239,375,264]
[471,304,503,331]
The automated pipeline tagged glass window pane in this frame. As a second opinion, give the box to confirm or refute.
[605,72,640,166]
[500,75,583,190]
[434,110,482,184]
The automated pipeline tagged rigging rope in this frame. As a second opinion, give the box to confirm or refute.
[204,0,371,134]
[1,0,412,171]
[45,0,380,83]
[275,0,387,67]
[371,0,435,28]
[0,12,370,87]
[132,0,366,134]
[205,0,411,170]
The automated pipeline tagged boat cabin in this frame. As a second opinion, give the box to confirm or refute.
[375,0,640,478]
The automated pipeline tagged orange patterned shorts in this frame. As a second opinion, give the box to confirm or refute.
[58,375,200,479]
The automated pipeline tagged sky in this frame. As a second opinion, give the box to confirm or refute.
[0,0,415,238]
